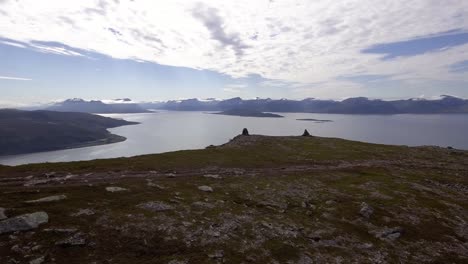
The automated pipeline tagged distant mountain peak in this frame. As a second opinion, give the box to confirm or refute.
[65,98,85,103]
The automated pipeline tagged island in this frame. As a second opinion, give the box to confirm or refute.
[0,109,138,155]
[296,118,333,122]
[0,133,466,263]
[213,108,284,118]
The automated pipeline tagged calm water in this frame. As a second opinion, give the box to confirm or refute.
[1,111,468,166]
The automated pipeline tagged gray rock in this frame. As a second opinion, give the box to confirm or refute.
[208,250,224,259]
[198,185,214,192]
[204,174,221,179]
[105,186,128,192]
[55,232,86,247]
[137,201,174,212]
[0,207,7,220]
[372,227,404,241]
[359,202,374,219]
[25,195,67,203]
[167,260,188,264]
[0,212,48,234]
[29,256,45,264]
[70,208,95,217]
[24,179,52,187]
[192,201,215,209]
[43,228,78,233]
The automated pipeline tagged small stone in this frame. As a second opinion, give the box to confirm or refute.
[208,250,224,259]
[0,212,48,234]
[0,207,7,220]
[204,174,221,179]
[206,230,220,237]
[55,233,86,247]
[359,202,374,219]
[70,208,95,217]
[198,186,213,192]
[105,186,128,192]
[137,201,174,212]
[31,245,42,251]
[29,256,45,264]
[166,173,176,178]
[373,227,404,241]
[25,195,67,203]
[167,260,188,264]
[43,228,78,233]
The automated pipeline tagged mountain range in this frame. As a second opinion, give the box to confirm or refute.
[143,95,468,114]
[46,98,151,113]
[12,95,468,114]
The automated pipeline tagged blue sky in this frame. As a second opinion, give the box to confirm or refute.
[1,0,468,106]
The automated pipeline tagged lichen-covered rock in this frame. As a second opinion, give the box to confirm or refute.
[70,208,95,217]
[372,227,404,241]
[55,232,87,247]
[0,212,48,234]
[25,195,67,203]
[137,201,174,212]
[198,186,213,192]
[359,202,374,219]
[29,256,45,264]
[105,186,128,192]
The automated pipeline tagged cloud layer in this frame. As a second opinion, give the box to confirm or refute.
[1,0,467,96]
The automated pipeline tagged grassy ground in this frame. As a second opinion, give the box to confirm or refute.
[0,135,467,263]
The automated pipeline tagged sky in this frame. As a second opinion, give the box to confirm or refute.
[1,0,468,107]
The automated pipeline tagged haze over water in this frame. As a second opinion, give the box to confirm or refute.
[1,111,468,166]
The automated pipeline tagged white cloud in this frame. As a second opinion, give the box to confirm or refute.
[0,75,32,81]
[223,84,246,93]
[0,0,467,96]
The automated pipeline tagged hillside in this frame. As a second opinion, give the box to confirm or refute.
[0,134,467,263]
[0,109,138,155]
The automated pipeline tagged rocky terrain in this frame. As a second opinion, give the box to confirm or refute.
[0,135,467,263]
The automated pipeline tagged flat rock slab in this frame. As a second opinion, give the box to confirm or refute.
[0,212,48,234]
[106,186,129,192]
[198,186,214,192]
[25,195,67,203]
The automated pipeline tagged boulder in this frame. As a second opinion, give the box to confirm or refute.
[302,129,311,136]
[0,212,48,234]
